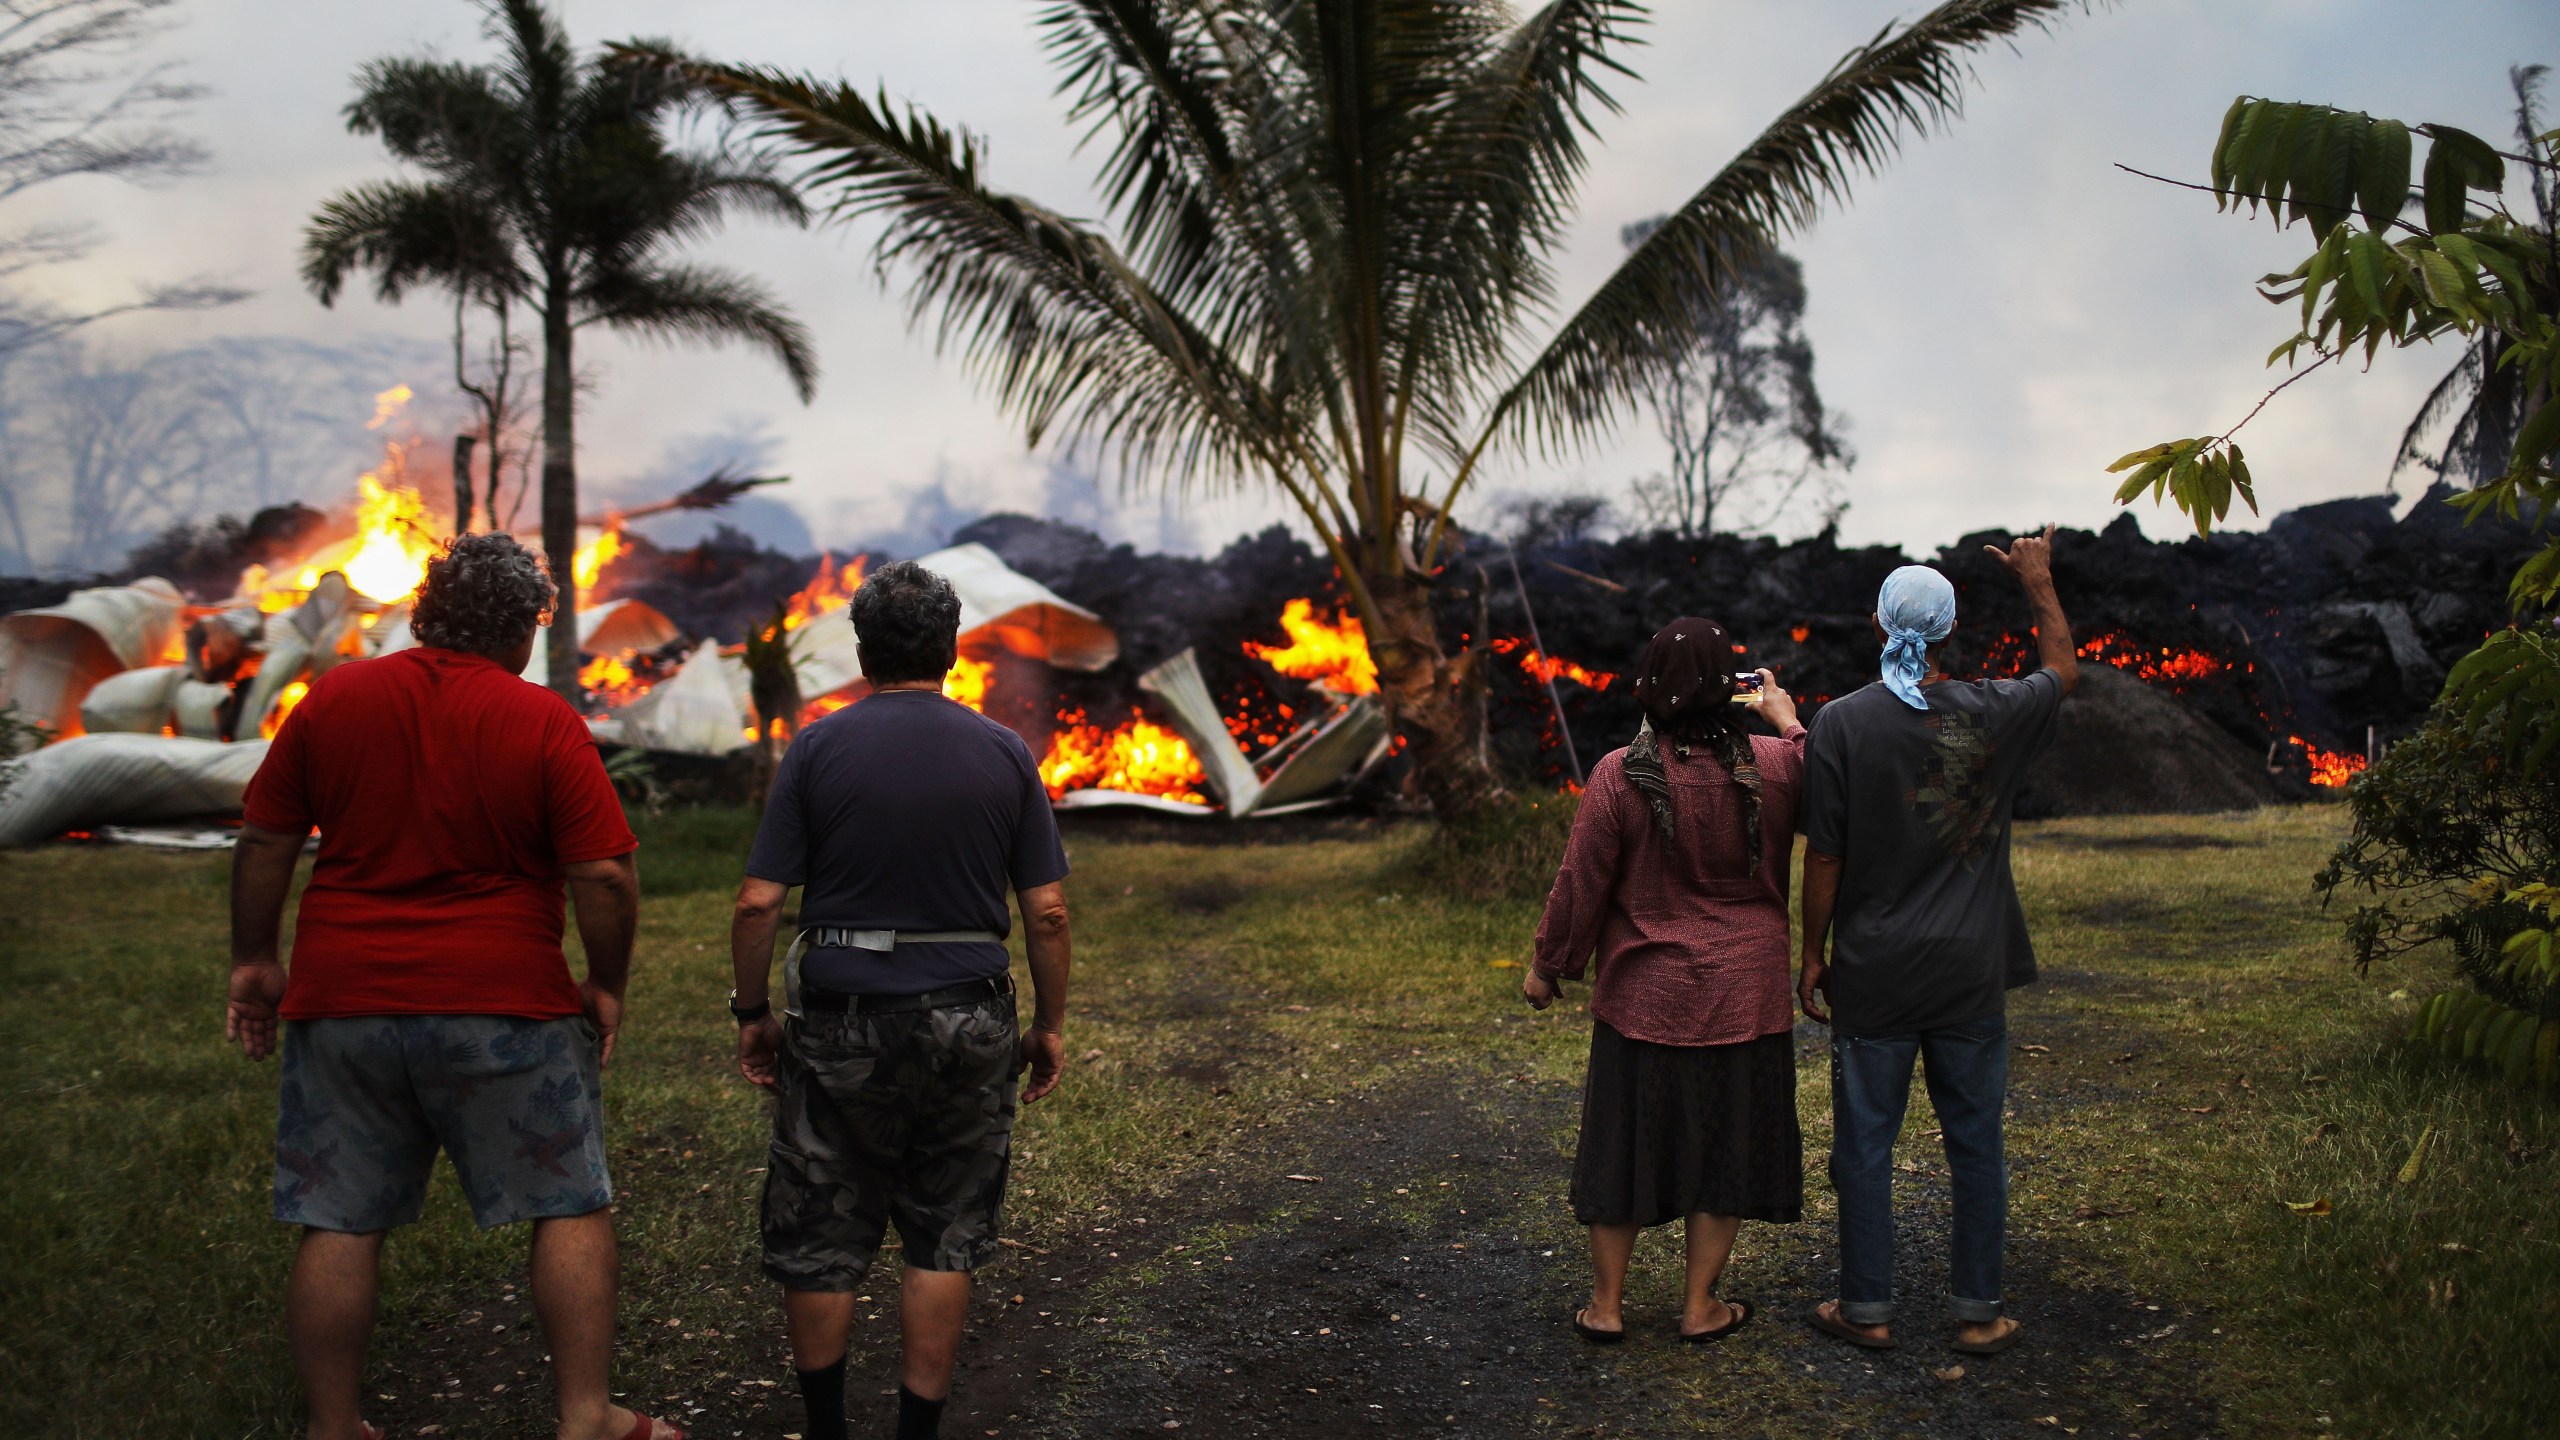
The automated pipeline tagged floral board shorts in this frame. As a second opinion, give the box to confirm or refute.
[273,1015,611,1233]
[762,995,1019,1289]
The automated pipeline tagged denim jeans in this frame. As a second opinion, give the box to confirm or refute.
[1828,1011,2009,1325]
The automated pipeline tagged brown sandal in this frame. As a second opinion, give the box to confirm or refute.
[1806,1302,1897,1350]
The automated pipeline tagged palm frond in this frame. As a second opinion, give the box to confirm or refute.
[1388,1,1644,464]
[2394,342,2487,482]
[300,179,524,307]
[614,47,1288,489]
[576,259,819,401]
[1483,0,2088,459]
[1037,1,1247,315]
[341,56,526,183]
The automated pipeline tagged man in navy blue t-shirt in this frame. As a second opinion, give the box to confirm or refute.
[728,560,1073,1440]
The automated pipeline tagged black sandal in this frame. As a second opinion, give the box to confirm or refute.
[1678,1298,1754,1342]
[1571,1307,1625,1345]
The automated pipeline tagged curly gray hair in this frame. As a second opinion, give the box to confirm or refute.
[850,559,961,683]
[411,532,556,656]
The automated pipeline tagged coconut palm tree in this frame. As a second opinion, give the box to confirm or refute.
[304,0,819,700]
[625,0,2081,815]
[2392,65,2557,490]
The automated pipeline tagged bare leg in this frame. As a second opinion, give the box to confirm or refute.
[288,1228,384,1440]
[1583,1222,1638,1332]
[530,1208,652,1440]
[1679,1213,1742,1334]
[899,1268,973,1400]
[783,1288,858,1370]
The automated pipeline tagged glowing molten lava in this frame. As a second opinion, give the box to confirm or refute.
[1037,710,1208,803]
[782,554,866,631]
[572,526,626,593]
[1245,599,1377,695]
[1492,636,1616,690]
[2076,633,2226,686]
[2288,735,2367,788]
[262,681,310,740]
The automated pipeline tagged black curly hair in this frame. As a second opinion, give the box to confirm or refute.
[411,532,555,657]
[850,560,962,683]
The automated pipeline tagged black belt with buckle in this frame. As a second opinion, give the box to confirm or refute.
[800,973,1015,1016]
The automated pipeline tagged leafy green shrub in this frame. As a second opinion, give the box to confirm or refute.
[2315,715,2560,1084]
[1400,791,1581,903]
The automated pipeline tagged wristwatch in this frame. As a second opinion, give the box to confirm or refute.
[728,989,771,1024]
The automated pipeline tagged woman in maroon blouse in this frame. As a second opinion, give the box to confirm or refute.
[1524,616,1806,1344]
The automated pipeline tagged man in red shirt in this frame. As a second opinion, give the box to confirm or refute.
[225,533,679,1440]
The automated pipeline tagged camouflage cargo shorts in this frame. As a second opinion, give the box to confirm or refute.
[762,995,1019,1289]
[274,1015,611,1233]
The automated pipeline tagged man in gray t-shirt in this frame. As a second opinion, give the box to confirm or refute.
[1797,528,2078,1358]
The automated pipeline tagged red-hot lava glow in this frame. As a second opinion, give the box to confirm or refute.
[1245,599,1377,695]
[2288,735,2367,788]
[2075,632,2229,685]
[1491,636,1617,690]
[1037,710,1208,803]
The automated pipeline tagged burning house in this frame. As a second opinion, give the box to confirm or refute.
[0,383,2543,848]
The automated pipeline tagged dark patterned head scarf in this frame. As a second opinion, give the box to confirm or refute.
[1622,617,1764,871]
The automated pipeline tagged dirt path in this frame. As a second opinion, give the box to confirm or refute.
[933,1038,2219,1438]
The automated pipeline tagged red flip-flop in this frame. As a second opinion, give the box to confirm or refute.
[619,1413,687,1440]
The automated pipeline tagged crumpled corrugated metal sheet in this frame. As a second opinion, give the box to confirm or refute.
[0,579,184,735]
[0,734,269,847]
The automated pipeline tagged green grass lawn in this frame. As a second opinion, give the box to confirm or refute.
[1,804,2553,1437]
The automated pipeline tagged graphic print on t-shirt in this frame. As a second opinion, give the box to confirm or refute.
[1905,707,1998,868]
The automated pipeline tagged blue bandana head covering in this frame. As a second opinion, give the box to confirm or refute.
[1876,565,1957,709]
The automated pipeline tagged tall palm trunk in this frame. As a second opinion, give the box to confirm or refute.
[539,293,580,705]
[1363,569,1500,821]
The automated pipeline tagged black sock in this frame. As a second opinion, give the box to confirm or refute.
[794,1358,847,1440]
[896,1384,947,1440]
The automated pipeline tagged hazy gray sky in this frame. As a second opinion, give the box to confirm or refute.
[17,0,2556,558]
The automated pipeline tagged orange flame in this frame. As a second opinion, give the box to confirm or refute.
[1245,598,1377,695]
[1037,709,1208,803]
[572,526,626,593]
[579,654,653,709]
[944,654,993,712]
[262,680,310,740]
[365,384,412,430]
[1492,636,1616,690]
[782,555,866,631]
[293,470,440,604]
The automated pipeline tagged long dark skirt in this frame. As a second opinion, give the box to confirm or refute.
[1569,1020,1804,1227]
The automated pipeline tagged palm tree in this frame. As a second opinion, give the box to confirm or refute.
[624,0,2081,815]
[304,0,819,701]
[2393,65,2556,489]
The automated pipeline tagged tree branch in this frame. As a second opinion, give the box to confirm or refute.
[2214,349,2337,448]
[2113,162,2431,239]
